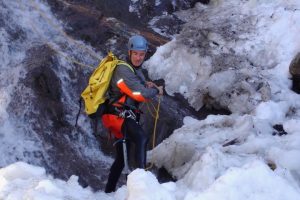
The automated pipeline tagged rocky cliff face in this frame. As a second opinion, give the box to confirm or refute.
[4,42,107,189]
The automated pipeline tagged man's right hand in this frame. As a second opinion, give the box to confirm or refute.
[156,86,163,96]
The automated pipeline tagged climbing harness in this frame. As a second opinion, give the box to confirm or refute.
[118,109,137,121]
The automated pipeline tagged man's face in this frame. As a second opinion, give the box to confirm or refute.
[129,50,146,67]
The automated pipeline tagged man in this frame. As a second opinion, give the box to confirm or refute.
[102,35,163,193]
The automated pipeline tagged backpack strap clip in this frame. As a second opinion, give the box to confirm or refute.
[119,109,137,121]
[114,106,137,121]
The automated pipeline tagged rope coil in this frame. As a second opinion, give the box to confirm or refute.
[146,96,161,171]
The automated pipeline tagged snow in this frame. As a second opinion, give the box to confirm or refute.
[145,0,300,113]
[0,162,112,200]
[126,169,176,200]
[1,0,300,199]
[129,0,141,16]
[184,160,300,200]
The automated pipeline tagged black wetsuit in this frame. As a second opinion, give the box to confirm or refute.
[105,117,148,193]
[104,61,158,193]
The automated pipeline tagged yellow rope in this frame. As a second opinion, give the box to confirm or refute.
[146,102,156,118]
[146,96,161,171]
[140,98,159,119]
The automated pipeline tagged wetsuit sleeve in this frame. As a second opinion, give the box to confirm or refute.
[135,68,147,85]
[113,64,158,101]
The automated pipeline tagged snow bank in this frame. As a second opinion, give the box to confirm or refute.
[0,162,112,200]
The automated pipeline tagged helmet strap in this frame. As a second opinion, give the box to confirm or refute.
[128,50,133,63]
[127,51,135,67]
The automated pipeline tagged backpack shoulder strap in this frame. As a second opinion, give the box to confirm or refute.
[117,60,135,74]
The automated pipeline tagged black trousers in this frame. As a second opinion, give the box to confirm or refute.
[105,117,149,193]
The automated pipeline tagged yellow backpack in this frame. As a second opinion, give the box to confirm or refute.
[80,52,134,118]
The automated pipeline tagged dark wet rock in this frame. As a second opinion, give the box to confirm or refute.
[149,15,184,36]
[199,0,210,4]
[267,161,277,171]
[87,0,204,25]
[43,0,210,51]
[290,53,300,76]
[289,53,300,94]
[45,0,170,56]
[155,167,177,184]
[272,124,288,136]
[291,75,300,94]
[222,138,239,147]
[22,45,65,127]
